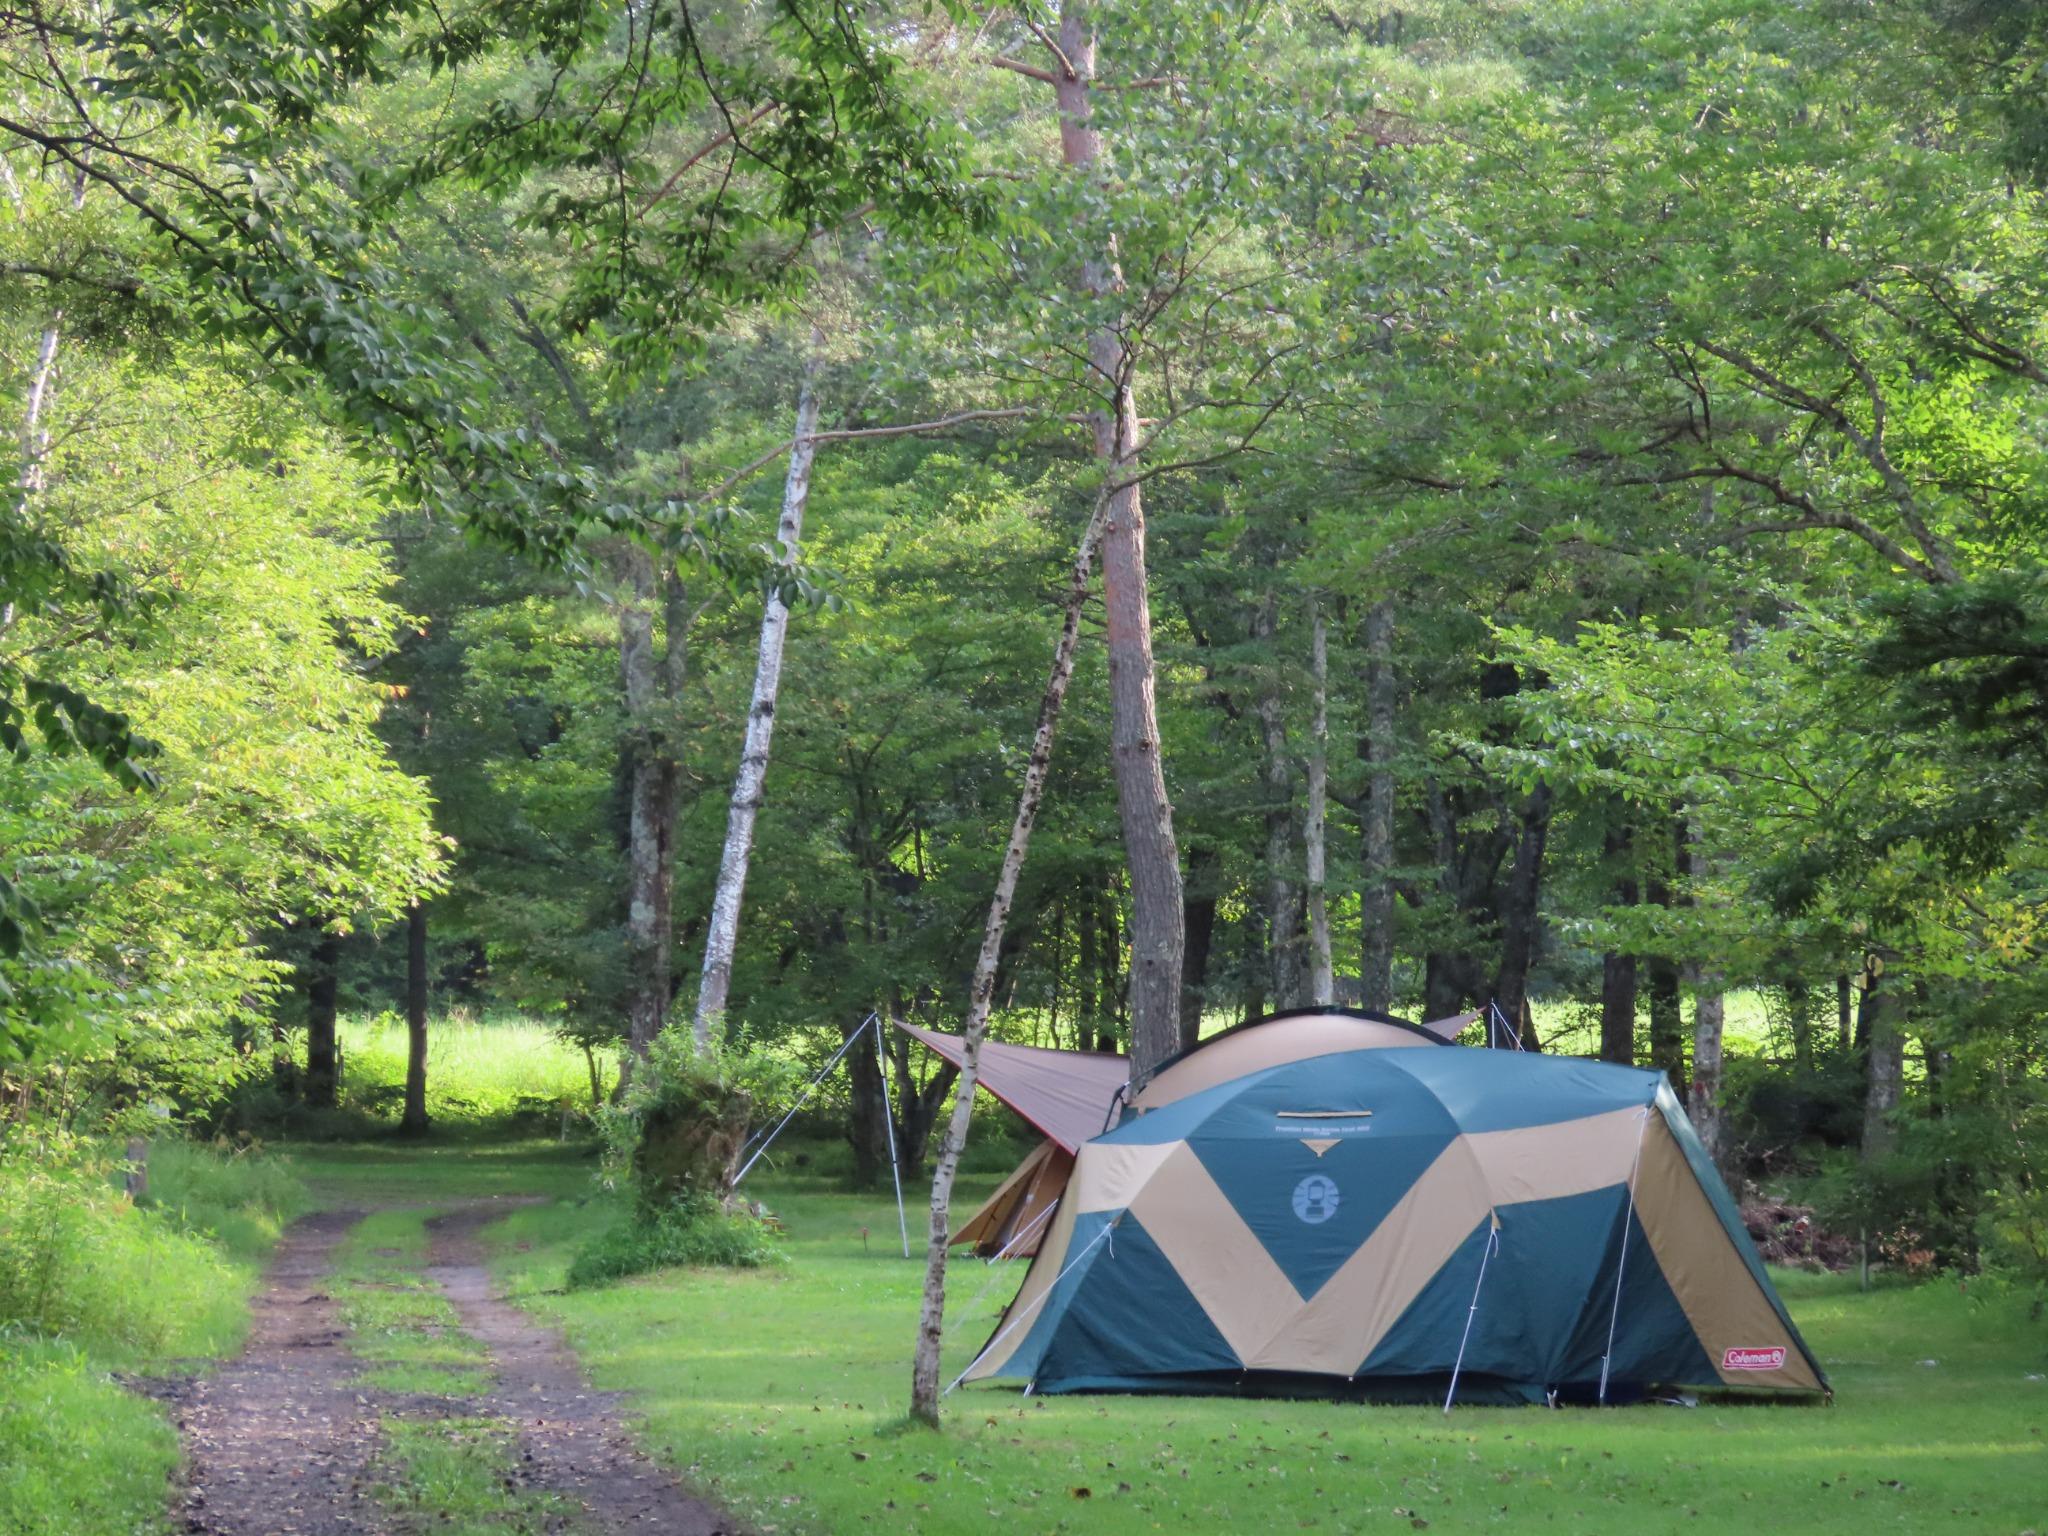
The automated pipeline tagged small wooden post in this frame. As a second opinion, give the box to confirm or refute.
[124,1136,149,1202]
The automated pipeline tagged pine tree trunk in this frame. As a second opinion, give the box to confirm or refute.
[304,930,341,1109]
[1053,3,1183,1085]
[402,900,430,1135]
[1358,600,1397,1013]
[908,502,1108,1428]
[694,354,822,1046]
[1253,591,1301,1008]
[1304,600,1334,1007]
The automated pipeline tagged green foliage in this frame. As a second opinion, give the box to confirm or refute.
[335,1012,616,1128]
[565,1190,783,1288]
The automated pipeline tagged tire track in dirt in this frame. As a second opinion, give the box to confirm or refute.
[142,1207,384,1536]
[424,1203,733,1534]
[137,1201,736,1535]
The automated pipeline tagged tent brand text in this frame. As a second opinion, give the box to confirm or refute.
[1721,1346,1786,1371]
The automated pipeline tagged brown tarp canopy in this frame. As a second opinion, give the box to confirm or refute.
[893,1021,1128,1153]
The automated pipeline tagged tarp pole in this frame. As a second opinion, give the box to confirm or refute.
[734,1012,875,1186]
[1597,1104,1654,1403]
[873,1013,911,1258]
[1443,1214,1500,1414]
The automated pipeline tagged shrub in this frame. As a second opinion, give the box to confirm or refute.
[595,1031,803,1214]
[0,1140,302,1361]
[565,1194,784,1289]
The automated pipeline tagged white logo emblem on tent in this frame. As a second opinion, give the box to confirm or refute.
[1292,1173,1340,1224]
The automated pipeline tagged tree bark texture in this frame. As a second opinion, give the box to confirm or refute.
[1253,591,1301,1009]
[402,900,430,1135]
[1489,783,1553,1046]
[1053,3,1183,1085]
[1682,824,1728,1175]
[1860,962,1904,1161]
[618,542,681,1062]
[693,354,822,1046]
[1358,601,1397,1013]
[1304,600,1334,1007]
[908,501,1107,1427]
[304,930,341,1109]
[1598,818,1639,1066]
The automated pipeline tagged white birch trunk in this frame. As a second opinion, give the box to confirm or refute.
[1304,599,1333,1006]
[1359,600,1397,1012]
[908,497,1109,1427]
[692,353,822,1048]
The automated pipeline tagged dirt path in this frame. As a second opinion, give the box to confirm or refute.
[425,1204,732,1534]
[147,1207,384,1536]
[143,1201,734,1536]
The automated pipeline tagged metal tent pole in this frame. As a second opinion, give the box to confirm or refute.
[873,1013,911,1258]
[734,1013,874,1186]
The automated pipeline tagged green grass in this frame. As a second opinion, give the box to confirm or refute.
[300,1140,2046,1536]
[337,1011,617,1125]
[371,1416,583,1535]
[0,1338,185,1536]
[331,1208,491,1396]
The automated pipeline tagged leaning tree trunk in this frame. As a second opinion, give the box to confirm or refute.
[401,900,430,1135]
[1303,599,1334,1006]
[1253,591,1301,1008]
[693,354,822,1047]
[909,499,1108,1428]
[1052,3,1183,1085]
[1358,600,1397,1013]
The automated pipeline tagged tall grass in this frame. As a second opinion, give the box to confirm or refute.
[337,1012,616,1125]
[0,1142,305,1536]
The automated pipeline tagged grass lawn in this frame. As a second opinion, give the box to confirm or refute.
[284,1140,2048,1536]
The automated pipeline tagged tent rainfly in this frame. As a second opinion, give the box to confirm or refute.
[902,1008,1481,1258]
[960,1010,1827,1404]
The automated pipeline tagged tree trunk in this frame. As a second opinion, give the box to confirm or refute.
[1598,818,1638,1065]
[1358,601,1396,1013]
[908,500,1107,1428]
[1178,843,1220,1051]
[1053,4,1183,1085]
[1860,960,1903,1161]
[1253,591,1301,1009]
[618,541,681,1063]
[846,1014,890,1186]
[304,930,341,1109]
[1836,972,1853,1051]
[1303,600,1334,1007]
[1489,783,1553,1046]
[402,900,430,1135]
[1643,830,1685,1093]
[1681,828,1726,1173]
[694,353,822,1045]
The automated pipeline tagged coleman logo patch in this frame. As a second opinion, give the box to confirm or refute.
[1722,1346,1786,1372]
[1292,1173,1341,1224]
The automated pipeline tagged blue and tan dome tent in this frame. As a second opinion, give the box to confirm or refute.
[959,1009,1826,1404]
